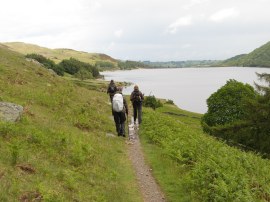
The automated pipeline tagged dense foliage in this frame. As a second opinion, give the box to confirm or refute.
[143,95,163,110]
[143,60,220,68]
[140,106,270,201]
[202,75,270,155]
[243,73,270,153]
[95,61,115,69]
[25,54,64,76]
[202,79,256,127]
[59,58,100,79]
[117,60,148,70]
[25,54,100,79]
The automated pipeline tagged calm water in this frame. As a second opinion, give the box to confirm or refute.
[101,67,270,113]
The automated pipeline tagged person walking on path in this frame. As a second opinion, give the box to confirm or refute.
[112,87,128,137]
[107,80,117,103]
[130,85,144,125]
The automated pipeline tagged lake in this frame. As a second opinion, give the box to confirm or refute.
[101,67,270,114]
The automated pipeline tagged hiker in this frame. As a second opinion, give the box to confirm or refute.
[107,80,117,102]
[112,87,128,137]
[130,85,144,125]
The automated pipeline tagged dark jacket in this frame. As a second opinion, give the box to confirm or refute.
[130,90,144,104]
[107,83,117,95]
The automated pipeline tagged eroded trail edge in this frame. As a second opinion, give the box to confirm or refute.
[126,120,166,202]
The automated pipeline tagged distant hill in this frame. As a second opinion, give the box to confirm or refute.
[3,42,118,68]
[2,42,149,70]
[220,41,270,67]
[143,60,221,68]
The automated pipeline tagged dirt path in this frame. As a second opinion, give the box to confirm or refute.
[126,118,166,202]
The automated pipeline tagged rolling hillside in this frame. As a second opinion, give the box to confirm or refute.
[3,42,118,66]
[140,104,270,201]
[220,41,270,67]
[2,42,149,70]
[0,44,141,201]
[1,42,270,201]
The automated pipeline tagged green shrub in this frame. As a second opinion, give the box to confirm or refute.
[143,95,163,110]
[201,76,270,155]
[74,68,93,80]
[59,58,100,78]
[165,99,174,105]
[25,54,64,76]
[95,61,115,69]
[117,60,148,70]
[141,109,270,201]
[202,79,256,127]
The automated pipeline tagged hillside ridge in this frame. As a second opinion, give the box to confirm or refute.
[3,41,117,65]
[220,41,270,67]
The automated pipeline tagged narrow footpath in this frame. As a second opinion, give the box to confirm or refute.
[126,118,166,202]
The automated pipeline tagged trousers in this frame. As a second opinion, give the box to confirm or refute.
[113,111,126,136]
[132,102,142,124]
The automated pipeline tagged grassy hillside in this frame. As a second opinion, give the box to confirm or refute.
[220,41,270,67]
[220,54,247,66]
[0,44,141,201]
[3,42,117,66]
[140,104,270,201]
[3,42,149,70]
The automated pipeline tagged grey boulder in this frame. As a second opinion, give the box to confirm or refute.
[0,102,24,122]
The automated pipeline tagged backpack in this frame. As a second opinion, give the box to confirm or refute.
[112,94,124,112]
[108,85,116,94]
[133,91,141,102]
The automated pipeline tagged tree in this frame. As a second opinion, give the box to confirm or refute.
[58,58,100,78]
[201,79,257,128]
[58,58,81,75]
[201,76,270,155]
[74,68,93,80]
[243,73,270,153]
[25,54,64,76]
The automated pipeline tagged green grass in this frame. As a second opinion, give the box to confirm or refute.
[0,45,141,201]
[2,42,117,65]
[140,104,270,202]
[4,42,270,201]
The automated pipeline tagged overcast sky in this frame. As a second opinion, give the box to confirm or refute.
[1,0,270,61]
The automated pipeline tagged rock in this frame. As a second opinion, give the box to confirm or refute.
[26,58,43,66]
[0,102,23,122]
[47,69,57,76]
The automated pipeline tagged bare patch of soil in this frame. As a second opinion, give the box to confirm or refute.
[16,164,36,174]
[126,121,166,202]
[19,191,42,202]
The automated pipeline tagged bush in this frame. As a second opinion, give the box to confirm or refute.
[74,68,93,80]
[26,54,64,76]
[200,78,270,155]
[143,95,163,110]
[202,79,256,128]
[59,58,100,78]
[165,99,174,105]
[95,61,115,69]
